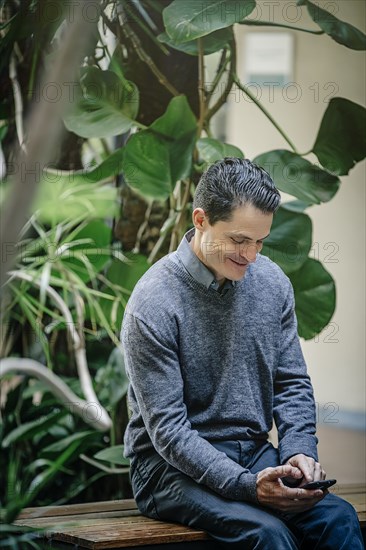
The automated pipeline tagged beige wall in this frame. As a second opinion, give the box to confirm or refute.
[225,0,365,415]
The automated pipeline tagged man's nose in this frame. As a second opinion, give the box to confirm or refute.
[239,243,258,263]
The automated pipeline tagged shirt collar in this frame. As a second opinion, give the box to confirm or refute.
[176,228,236,292]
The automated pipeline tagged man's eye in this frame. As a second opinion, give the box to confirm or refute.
[231,238,245,244]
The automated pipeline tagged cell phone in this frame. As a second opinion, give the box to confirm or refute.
[302,479,337,491]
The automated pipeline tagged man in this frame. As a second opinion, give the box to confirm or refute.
[121,158,363,549]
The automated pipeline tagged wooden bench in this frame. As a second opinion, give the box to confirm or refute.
[14,484,365,549]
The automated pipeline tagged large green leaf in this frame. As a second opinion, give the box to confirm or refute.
[63,67,139,138]
[289,258,336,340]
[42,147,125,189]
[163,0,255,43]
[312,98,366,175]
[1,410,66,448]
[281,200,310,213]
[158,27,233,55]
[197,138,244,163]
[123,96,197,199]
[261,207,312,273]
[122,131,172,200]
[297,0,366,50]
[94,445,130,466]
[41,431,97,457]
[150,95,197,183]
[254,150,340,205]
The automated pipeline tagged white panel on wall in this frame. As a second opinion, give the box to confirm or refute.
[244,32,294,87]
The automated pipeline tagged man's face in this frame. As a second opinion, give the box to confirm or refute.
[192,204,273,284]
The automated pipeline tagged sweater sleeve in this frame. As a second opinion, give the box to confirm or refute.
[121,311,258,503]
[273,282,318,464]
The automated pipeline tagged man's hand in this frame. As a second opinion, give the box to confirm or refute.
[285,454,326,485]
[256,465,325,513]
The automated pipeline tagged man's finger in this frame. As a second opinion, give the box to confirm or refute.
[292,456,315,481]
[264,465,302,481]
[313,462,322,481]
[292,487,324,500]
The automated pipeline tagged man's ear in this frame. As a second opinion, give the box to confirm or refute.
[192,208,206,232]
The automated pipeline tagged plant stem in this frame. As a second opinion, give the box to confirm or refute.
[197,38,206,139]
[110,409,116,447]
[9,51,27,153]
[147,228,170,264]
[298,149,313,156]
[240,20,325,35]
[232,74,299,154]
[27,45,39,102]
[206,48,229,105]
[133,200,153,253]
[206,38,236,122]
[117,12,179,97]
[122,2,170,55]
[80,454,129,474]
[169,179,192,253]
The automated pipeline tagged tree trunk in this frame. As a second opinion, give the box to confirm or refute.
[114,0,199,257]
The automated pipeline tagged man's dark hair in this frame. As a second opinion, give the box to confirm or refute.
[193,157,281,225]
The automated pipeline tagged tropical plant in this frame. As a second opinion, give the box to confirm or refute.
[1,352,130,524]
[0,0,365,522]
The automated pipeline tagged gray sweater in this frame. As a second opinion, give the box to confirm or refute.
[121,229,318,503]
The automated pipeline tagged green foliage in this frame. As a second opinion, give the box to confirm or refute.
[254,150,340,205]
[2,216,129,363]
[63,67,139,138]
[34,177,118,223]
[98,255,150,332]
[0,525,51,549]
[0,375,123,523]
[297,0,366,50]
[0,381,89,520]
[2,410,66,448]
[312,98,366,175]
[261,207,312,273]
[289,259,336,340]
[94,445,130,466]
[123,96,197,199]
[163,0,255,43]
[96,348,129,410]
[158,27,233,55]
[197,138,244,164]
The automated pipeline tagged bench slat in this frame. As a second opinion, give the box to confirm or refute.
[14,510,144,527]
[17,499,138,519]
[47,522,210,549]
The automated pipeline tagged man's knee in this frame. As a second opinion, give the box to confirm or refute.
[309,493,364,548]
[254,520,296,548]
[224,513,298,549]
[325,494,359,526]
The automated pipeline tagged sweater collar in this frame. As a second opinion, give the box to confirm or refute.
[176,228,236,292]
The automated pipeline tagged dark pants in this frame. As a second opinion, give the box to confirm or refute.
[130,440,364,549]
